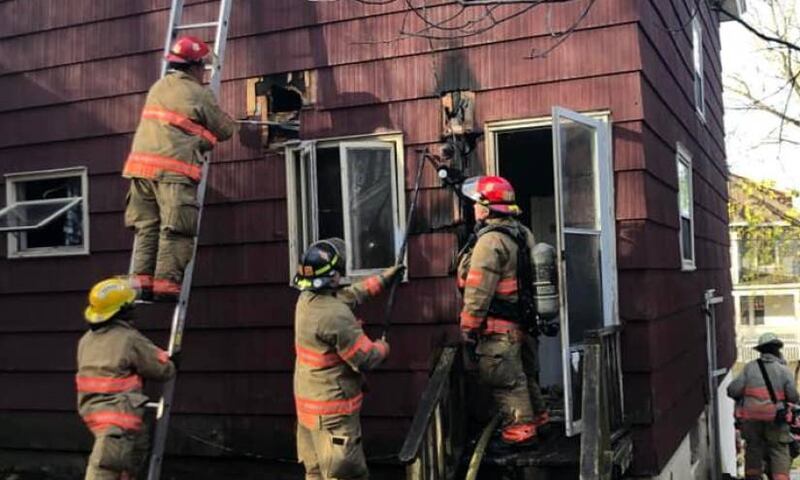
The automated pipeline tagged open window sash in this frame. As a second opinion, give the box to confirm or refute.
[338,141,401,277]
[286,141,317,279]
[552,106,617,436]
[0,197,82,234]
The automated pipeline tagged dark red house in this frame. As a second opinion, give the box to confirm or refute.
[0,0,743,478]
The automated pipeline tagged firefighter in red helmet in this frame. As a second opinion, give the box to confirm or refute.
[123,36,236,301]
[458,175,549,448]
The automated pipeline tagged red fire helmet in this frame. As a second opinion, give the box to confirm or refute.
[165,36,213,64]
[461,175,520,215]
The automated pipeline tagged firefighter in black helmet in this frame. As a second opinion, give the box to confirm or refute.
[293,238,405,479]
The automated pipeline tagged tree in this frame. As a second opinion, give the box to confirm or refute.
[723,0,800,148]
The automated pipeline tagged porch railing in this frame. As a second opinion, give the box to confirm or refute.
[580,326,630,479]
[398,346,466,480]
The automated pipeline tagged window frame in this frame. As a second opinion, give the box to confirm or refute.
[285,132,406,282]
[4,167,90,258]
[692,15,706,121]
[677,143,696,271]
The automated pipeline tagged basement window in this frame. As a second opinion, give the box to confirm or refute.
[286,134,406,280]
[677,143,695,270]
[0,167,89,258]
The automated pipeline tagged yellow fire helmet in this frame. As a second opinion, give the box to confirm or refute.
[84,277,138,324]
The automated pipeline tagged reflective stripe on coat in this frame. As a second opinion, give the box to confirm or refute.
[293,271,393,429]
[123,71,235,184]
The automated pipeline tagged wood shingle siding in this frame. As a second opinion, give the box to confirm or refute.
[0,0,733,477]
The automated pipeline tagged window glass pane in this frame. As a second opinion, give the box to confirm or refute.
[293,150,309,252]
[565,233,603,343]
[559,121,597,229]
[16,176,81,201]
[764,295,795,319]
[678,160,691,216]
[16,176,83,248]
[681,217,693,261]
[344,147,396,271]
[315,147,344,240]
[739,296,750,325]
[754,296,765,325]
[693,21,702,71]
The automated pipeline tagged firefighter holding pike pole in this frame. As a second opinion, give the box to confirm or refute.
[291,150,427,479]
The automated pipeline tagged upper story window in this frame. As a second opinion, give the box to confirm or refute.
[677,144,695,270]
[692,16,706,121]
[286,133,405,279]
[0,167,89,258]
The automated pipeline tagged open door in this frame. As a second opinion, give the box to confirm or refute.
[552,107,617,436]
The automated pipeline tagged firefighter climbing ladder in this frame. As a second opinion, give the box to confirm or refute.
[137,1,234,479]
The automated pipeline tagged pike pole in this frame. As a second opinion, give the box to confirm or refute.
[381,148,429,341]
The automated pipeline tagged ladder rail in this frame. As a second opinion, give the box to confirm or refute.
[144,0,234,478]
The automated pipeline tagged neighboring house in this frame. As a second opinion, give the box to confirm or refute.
[0,1,744,479]
[729,174,800,363]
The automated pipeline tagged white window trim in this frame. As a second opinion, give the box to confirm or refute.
[677,143,696,271]
[285,132,406,282]
[692,16,706,122]
[4,167,90,258]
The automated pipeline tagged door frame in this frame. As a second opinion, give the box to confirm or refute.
[484,109,618,436]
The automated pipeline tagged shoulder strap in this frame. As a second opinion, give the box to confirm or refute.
[757,359,779,404]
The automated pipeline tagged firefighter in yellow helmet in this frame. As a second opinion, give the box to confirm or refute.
[728,332,799,480]
[123,35,237,301]
[77,278,176,479]
[457,176,549,449]
[293,238,405,479]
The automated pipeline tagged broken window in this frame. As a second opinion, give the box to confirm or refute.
[0,167,89,258]
[286,134,405,279]
[245,71,316,147]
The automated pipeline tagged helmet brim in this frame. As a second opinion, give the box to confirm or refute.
[754,339,784,350]
[461,177,483,203]
[164,51,214,66]
[84,305,121,324]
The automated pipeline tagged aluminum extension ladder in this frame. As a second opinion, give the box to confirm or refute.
[134,1,234,478]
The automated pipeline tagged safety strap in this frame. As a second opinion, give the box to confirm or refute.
[757,359,779,404]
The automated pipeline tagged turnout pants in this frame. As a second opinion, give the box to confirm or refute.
[476,332,546,442]
[85,427,148,480]
[297,414,368,480]
[741,420,792,480]
[125,178,199,286]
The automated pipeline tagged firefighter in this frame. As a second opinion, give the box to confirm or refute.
[293,238,405,480]
[123,35,237,301]
[457,175,548,447]
[77,278,177,479]
[728,332,799,480]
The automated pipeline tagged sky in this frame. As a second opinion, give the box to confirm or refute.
[720,1,800,191]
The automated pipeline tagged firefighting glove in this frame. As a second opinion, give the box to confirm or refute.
[384,264,407,284]
[375,339,391,358]
[461,330,478,363]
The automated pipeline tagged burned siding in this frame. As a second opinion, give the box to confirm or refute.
[0,0,731,478]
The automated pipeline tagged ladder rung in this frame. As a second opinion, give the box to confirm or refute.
[175,21,219,31]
